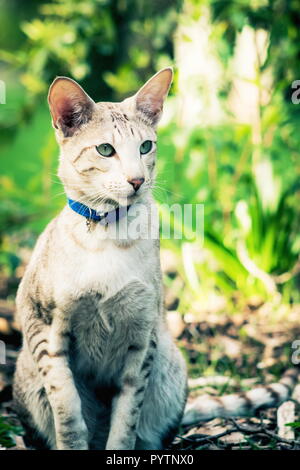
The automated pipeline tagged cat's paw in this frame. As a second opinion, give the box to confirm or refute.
[106,436,136,450]
[56,418,89,450]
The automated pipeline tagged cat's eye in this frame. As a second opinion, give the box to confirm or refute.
[140,140,153,155]
[96,143,115,157]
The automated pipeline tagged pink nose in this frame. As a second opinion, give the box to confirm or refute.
[128,177,145,192]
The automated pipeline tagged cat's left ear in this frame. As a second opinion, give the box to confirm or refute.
[135,67,173,125]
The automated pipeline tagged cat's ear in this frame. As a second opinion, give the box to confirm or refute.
[48,77,95,137]
[135,67,173,125]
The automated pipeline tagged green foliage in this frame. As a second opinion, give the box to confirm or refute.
[0,0,299,313]
[286,422,300,429]
[238,173,299,276]
[0,104,63,241]
[210,0,300,91]
[0,0,181,101]
[0,415,23,448]
[157,119,300,310]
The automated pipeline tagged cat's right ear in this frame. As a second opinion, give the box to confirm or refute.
[48,77,95,137]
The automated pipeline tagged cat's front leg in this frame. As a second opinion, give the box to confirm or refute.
[105,338,156,450]
[47,369,88,450]
[26,309,89,450]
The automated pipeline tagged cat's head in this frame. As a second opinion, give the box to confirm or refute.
[48,68,173,211]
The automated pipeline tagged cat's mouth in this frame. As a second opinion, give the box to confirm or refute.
[110,188,146,205]
[98,193,137,209]
[102,197,121,207]
[86,186,146,212]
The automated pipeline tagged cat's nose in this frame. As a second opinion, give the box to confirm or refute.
[127,177,145,192]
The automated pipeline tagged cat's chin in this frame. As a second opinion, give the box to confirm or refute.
[91,192,144,212]
[114,193,139,207]
[94,195,134,212]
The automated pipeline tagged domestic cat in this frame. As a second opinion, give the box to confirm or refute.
[13,68,188,450]
[13,67,297,451]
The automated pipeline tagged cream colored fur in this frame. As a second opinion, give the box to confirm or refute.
[13,69,188,450]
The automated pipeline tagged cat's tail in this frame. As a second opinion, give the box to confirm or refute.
[182,368,300,426]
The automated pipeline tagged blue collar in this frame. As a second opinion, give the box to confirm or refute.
[67,198,131,225]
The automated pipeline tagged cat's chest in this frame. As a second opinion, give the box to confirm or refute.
[55,227,159,380]
[58,238,156,301]
[69,280,157,381]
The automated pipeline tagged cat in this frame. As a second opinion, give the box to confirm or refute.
[13,68,188,450]
[13,67,298,450]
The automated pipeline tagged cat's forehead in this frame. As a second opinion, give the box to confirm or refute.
[92,101,156,139]
[96,101,129,119]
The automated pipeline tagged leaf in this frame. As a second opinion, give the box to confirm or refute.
[285,421,300,429]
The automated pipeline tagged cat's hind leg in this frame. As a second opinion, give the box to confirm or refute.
[13,349,56,449]
[136,331,187,450]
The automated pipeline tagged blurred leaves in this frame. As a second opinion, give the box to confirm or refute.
[0,415,23,449]
[0,0,299,312]
[0,0,180,102]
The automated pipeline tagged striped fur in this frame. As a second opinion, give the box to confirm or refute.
[183,368,300,426]
[13,69,188,450]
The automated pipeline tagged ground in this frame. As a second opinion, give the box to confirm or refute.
[1,258,300,450]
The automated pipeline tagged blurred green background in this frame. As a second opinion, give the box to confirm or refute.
[1,0,300,449]
[0,0,299,324]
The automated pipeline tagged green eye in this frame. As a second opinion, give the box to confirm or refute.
[96,143,115,157]
[140,140,153,155]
